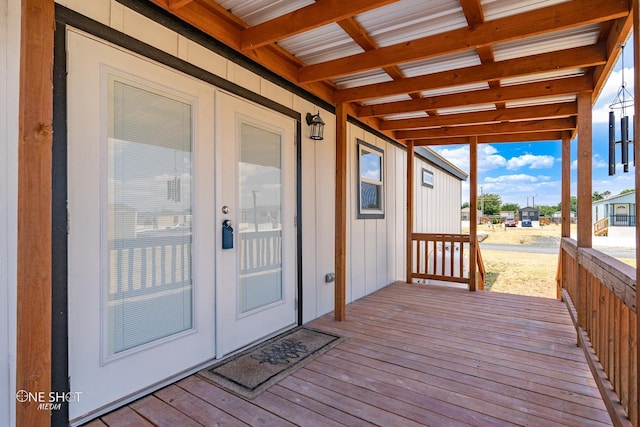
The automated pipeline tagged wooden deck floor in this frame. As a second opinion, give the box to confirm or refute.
[88,281,612,426]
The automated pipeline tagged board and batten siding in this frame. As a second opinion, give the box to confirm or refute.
[1,0,19,425]
[413,156,463,234]
[346,125,409,304]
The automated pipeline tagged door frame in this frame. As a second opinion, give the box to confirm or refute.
[52,7,303,424]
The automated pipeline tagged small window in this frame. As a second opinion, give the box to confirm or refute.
[422,168,434,188]
[357,140,384,219]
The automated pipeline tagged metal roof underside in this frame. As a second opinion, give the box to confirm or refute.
[152,0,632,148]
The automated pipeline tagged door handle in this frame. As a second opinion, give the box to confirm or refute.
[222,219,234,249]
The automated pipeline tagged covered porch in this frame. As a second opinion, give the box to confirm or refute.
[89,282,610,426]
[9,0,640,426]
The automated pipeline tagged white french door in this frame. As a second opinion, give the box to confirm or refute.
[215,93,297,357]
[66,30,216,422]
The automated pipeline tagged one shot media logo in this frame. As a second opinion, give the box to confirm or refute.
[16,390,82,411]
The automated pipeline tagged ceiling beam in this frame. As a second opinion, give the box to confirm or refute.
[379,102,578,130]
[240,0,400,50]
[334,43,606,103]
[149,0,338,102]
[459,0,484,28]
[357,75,592,118]
[592,13,634,102]
[167,0,194,11]
[298,0,628,83]
[395,117,576,139]
[413,131,566,145]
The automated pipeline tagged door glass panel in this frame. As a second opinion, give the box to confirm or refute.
[106,78,193,356]
[238,123,283,313]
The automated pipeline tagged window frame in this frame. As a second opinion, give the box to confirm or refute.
[356,139,385,219]
[421,168,434,188]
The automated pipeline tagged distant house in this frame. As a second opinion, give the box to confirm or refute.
[499,210,515,220]
[460,207,482,221]
[519,206,539,221]
[593,191,636,226]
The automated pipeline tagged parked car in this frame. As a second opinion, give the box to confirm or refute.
[521,220,532,227]
[504,218,517,227]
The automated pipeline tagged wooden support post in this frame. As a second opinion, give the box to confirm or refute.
[469,137,478,291]
[634,0,640,420]
[16,0,54,425]
[576,91,593,328]
[334,104,347,321]
[561,133,571,239]
[559,132,571,300]
[406,139,414,284]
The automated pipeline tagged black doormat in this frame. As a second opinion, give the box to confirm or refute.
[198,327,342,399]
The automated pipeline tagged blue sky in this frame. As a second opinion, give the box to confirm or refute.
[433,35,635,208]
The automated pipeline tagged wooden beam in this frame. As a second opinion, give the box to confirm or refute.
[335,104,347,321]
[240,0,400,50]
[459,0,484,28]
[16,0,54,425]
[167,0,194,11]
[413,131,566,145]
[395,117,575,140]
[380,102,578,130]
[469,136,478,291]
[561,133,571,239]
[337,17,424,101]
[148,0,338,103]
[298,0,628,82]
[406,140,414,284]
[356,75,593,118]
[334,44,606,103]
[593,13,634,102]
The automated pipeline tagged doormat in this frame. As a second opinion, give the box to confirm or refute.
[198,327,342,399]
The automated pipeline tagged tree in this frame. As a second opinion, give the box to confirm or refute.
[501,203,520,213]
[592,190,611,201]
[619,188,634,195]
[478,192,501,215]
[536,204,558,217]
[461,202,470,209]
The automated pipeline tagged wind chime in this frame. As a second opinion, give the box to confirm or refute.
[608,44,634,175]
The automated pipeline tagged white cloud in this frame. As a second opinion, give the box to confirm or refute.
[484,174,539,184]
[432,144,506,173]
[506,154,555,170]
[571,153,611,170]
[593,66,635,123]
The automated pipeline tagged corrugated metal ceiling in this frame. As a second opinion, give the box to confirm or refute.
[196,0,631,145]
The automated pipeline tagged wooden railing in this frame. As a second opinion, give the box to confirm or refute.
[410,233,485,290]
[558,238,636,426]
[594,217,609,236]
[239,230,282,275]
[109,234,192,299]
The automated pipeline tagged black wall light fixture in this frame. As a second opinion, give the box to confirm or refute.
[306,111,325,140]
[608,44,634,175]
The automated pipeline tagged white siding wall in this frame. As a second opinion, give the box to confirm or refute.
[1,0,20,425]
[414,157,463,234]
[53,0,462,321]
[346,125,408,304]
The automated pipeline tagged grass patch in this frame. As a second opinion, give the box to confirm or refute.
[481,250,558,298]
